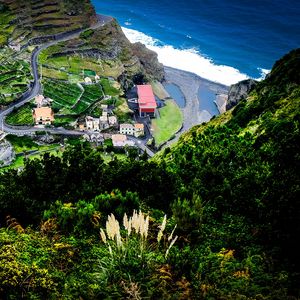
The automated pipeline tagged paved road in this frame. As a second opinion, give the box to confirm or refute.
[127,136,155,157]
[0,14,113,135]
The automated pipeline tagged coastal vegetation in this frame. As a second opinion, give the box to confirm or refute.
[5,135,60,154]
[0,49,299,298]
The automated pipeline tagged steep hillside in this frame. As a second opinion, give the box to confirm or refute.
[158,47,300,279]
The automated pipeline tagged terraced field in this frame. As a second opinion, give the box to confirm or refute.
[43,79,82,110]
[0,0,97,47]
[0,4,16,46]
[5,102,34,126]
[43,79,104,115]
[0,57,32,106]
[72,83,104,114]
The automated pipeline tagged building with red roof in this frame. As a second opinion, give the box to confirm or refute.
[137,85,157,117]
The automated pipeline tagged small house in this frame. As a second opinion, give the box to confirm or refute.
[33,107,54,125]
[112,134,135,147]
[35,94,52,107]
[112,134,127,147]
[84,77,92,84]
[119,123,144,137]
[134,123,144,137]
[108,116,117,126]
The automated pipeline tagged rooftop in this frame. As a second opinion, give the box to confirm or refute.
[33,107,54,119]
[137,85,157,108]
[112,134,127,142]
[120,123,134,129]
[134,123,144,129]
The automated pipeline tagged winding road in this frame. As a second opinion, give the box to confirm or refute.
[0,14,113,135]
[0,14,155,157]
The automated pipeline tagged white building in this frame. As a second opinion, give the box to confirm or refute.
[120,124,135,136]
[108,116,117,126]
[86,116,100,131]
[120,123,144,138]
[84,77,92,84]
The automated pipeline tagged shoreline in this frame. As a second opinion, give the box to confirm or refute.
[161,66,228,138]
[152,66,229,147]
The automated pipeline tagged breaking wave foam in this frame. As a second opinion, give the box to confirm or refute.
[122,27,269,86]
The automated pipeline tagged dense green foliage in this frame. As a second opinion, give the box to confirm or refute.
[0,49,299,299]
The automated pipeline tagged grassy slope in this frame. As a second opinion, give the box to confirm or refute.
[152,99,183,146]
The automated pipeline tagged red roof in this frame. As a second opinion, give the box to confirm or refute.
[137,85,157,109]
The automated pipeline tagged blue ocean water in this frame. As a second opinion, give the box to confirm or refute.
[91,0,300,85]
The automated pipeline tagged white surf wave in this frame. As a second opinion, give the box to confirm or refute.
[122,27,268,86]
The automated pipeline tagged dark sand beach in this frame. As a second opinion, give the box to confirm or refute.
[160,67,229,145]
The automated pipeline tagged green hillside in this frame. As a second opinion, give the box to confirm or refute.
[0,49,299,299]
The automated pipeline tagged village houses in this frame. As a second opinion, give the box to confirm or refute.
[83,108,118,132]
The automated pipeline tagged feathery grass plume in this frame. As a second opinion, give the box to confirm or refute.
[144,215,149,239]
[157,215,167,243]
[123,213,129,230]
[165,235,178,258]
[131,210,140,234]
[123,213,132,236]
[127,218,132,236]
[106,213,120,240]
[100,228,107,244]
[106,213,122,247]
[168,224,177,242]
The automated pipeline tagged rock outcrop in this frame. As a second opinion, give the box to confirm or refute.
[226,79,258,110]
[131,42,164,81]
